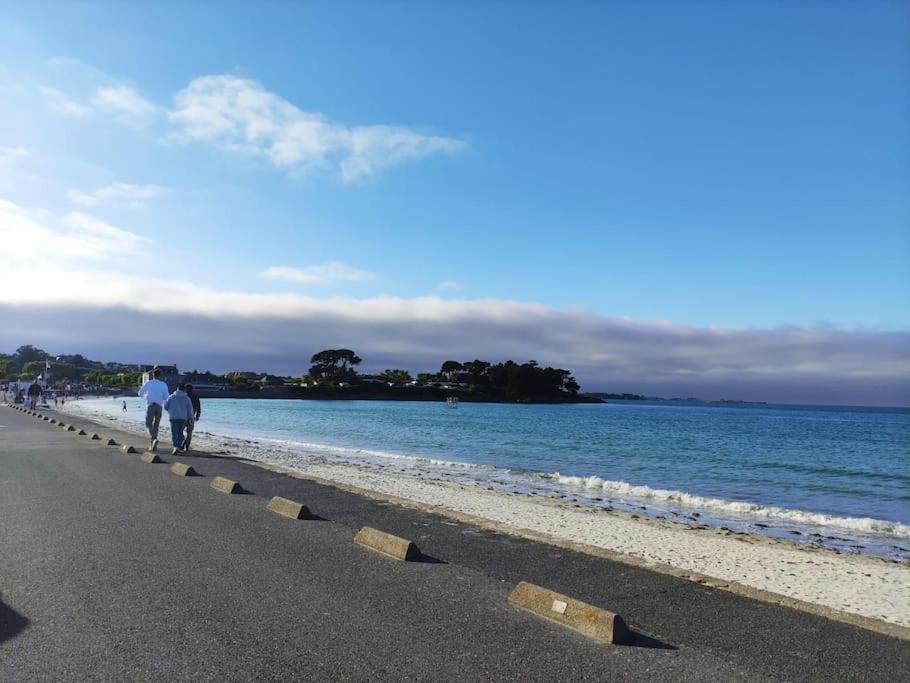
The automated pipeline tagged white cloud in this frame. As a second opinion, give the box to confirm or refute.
[67,182,166,207]
[169,75,464,181]
[40,81,159,126]
[0,198,154,266]
[40,86,93,117]
[0,204,905,405]
[438,280,463,291]
[262,262,374,285]
[0,147,31,172]
[0,264,907,404]
[91,85,159,125]
[0,146,30,159]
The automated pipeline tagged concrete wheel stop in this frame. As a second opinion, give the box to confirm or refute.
[507,582,631,645]
[354,526,421,561]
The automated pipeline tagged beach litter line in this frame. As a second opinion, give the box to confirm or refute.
[507,581,631,646]
[266,496,312,521]
[354,526,421,561]
[170,462,198,477]
[140,451,164,464]
[211,476,242,494]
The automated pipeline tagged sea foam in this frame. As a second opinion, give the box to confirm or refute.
[548,472,910,538]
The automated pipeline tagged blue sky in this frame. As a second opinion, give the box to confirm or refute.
[0,1,908,403]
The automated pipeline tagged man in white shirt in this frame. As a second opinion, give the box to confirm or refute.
[138,368,169,451]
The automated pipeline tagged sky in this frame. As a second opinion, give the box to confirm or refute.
[0,1,908,405]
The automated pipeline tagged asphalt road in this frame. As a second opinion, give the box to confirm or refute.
[1,406,907,681]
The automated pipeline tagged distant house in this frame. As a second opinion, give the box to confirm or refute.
[138,364,181,391]
[189,380,230,392]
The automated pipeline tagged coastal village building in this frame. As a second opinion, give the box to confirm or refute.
[138,364,181,391]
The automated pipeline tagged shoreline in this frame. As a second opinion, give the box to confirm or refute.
[55,400,910,635]
[61,396,910,559]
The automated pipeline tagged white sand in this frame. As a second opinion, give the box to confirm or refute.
[292,460,910,630]
[56,401,910,632]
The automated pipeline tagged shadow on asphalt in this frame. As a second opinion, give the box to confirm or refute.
[0,601,30,644]
[413,552,447,565]
[306,514,330,522]
[624,630,676,650]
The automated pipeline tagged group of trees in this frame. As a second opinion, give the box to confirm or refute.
[0,345,140,388]
[422,359,580,398]
[300,349,580,399]
[307,349,363,383]
[2,344,584,400]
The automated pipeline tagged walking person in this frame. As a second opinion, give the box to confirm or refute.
[163,383,195,455]
[138,369,169,452]
[183,383,202,450]
[27,381,41,409]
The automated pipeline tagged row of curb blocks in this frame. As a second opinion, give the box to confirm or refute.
[14,406,630,648]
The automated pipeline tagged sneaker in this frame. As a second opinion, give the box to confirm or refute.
[151,438,158,452]
[171,447,179,455]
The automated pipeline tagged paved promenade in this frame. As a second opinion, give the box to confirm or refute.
[1,406,907,681]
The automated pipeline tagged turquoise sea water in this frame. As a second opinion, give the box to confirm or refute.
[70,397,910,558]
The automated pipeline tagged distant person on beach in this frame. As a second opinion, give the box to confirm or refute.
[163,383,195,455]
[138,369,169,451]
[182,384,201,450]
[27,382,41,409]
[122,400,127,412]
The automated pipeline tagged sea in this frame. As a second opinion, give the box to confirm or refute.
[67,397,910,560]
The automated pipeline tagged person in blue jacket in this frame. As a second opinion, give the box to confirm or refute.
[163,383,195,455]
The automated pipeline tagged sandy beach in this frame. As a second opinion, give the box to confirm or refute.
[56,401,910,633]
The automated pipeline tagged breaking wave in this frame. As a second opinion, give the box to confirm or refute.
[547,473,910,538]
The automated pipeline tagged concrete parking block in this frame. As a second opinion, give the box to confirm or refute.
[211,476,241,494]
[266,496,312,520]
[354,526,421,561]
[120,445,137,454]
[507,582,631,645]
[140,451,163,464]
[170,462,197,477]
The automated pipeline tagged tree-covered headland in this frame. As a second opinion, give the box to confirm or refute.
[0,344,599,403]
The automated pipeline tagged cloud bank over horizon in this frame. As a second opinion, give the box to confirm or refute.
[1,197,906,405]
[1,292,907,406]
